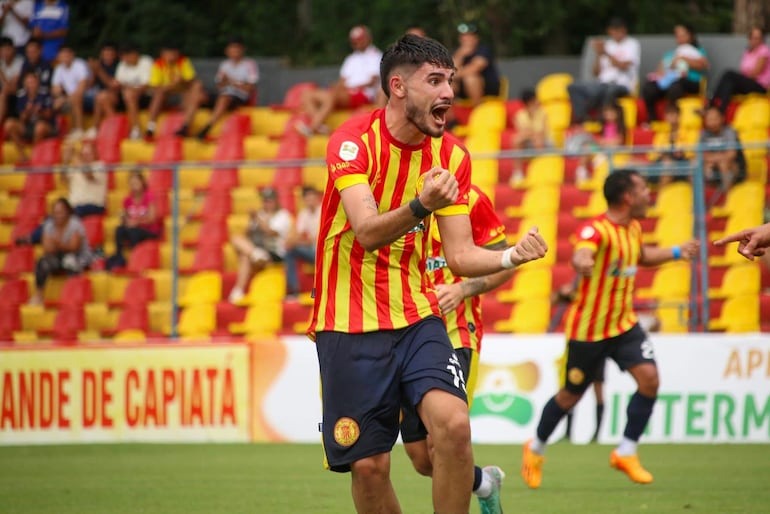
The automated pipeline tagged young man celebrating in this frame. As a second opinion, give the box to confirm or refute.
[308,34,548,514]
[521,169,699,488]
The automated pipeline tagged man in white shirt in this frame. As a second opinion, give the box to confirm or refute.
[51,43,90,139]
[114,43,153,139]
[567,17,640,124]
[284,186,321,298]
[296,25,382,136]
[0,0,33,52]
[196,36,258,140]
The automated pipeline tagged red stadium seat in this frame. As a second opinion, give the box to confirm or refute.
[22,172,55,196]
[493,184,525,211]
[49,305,86,341]
[0,306,21,340]
[4,194,47,223]
[82,216,104,247]
[0,278,29,307]
[112,305,150,335]
[126,240,161,274]
[551,263,576,292]
[192,219,228,247]
[0,245,34,277]
[219,114,251,140]
[30,138,62,166]
[186,245,224,273]
[195,192,231,221]
[110,276,156,308]
[158,112,186,138]
[0,219,38,249]
[149,137,184,191]
[760,294,770,331]
[275,82,317,110]
[207,133,245,191]
[96,114,129,163]
[505,99,525,128]
[47,276,93,307]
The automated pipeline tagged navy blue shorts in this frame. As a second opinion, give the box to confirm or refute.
[315,316,467,473]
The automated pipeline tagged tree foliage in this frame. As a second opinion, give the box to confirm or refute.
[67,0,736,62]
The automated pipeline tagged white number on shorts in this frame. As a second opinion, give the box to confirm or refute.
[446,354,467,393]
[641,339,655,360]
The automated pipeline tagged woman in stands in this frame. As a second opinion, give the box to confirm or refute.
[29,198,92,305]
[106,170,160,270]
[641,24,709,122]
[709,27,770,114]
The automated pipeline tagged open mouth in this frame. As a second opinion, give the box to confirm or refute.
[431,104,451,125]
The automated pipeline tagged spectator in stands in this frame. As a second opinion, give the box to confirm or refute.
[296,25,381,136]
[709,27,770,114]
[641,23,709,122]
[0,0,34,54]
[51,43,89,139]
[114,43,152,140]
[4,71,54,161]
[699,105,746,190]
[106,170,160,270]
[29,197,91,305]
[510,87,549,184]
[574,101,626,184]
[145,42,207,139]
[648,103,694,185]
[452,22,500,106]
[195,36,258,140]
[0,35,22,123]
[284,186,321,298]
[567,17,639,124]
[85,41,119,138]
[20,37,51,95]
[228,187,292,304]
[29,0,68,63]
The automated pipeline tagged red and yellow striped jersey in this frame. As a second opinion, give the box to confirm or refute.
[308,109,471,336]
[425,185,506,352]
[565,214,642,342]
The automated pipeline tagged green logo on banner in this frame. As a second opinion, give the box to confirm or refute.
[469,361,540,426]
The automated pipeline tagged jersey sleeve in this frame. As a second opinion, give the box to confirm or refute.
[434,148,470,217]
[326,130,369,193]
[574,219,603,252]
[469,188,506,247]
[148,62,162,87]
[180,58,196,81]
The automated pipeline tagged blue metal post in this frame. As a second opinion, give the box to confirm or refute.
[170,164,179,339]
[691,144,710,331]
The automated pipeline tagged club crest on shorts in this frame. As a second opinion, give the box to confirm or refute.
[333,417,360,447]
[568,367,585,385]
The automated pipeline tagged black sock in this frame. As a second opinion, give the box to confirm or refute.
[565,410,573,440]
[536,397,567,443]
[472,465,482,491]
[593,403,605,440]
[623,392,656,441]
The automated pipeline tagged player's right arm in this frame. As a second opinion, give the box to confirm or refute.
[714,222,770,260]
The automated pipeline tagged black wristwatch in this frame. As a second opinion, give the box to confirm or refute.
[409,198,432,219]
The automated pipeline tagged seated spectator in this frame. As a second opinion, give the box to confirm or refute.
[114,43,152,139]
[145,42,207,139]
[567,17,639,124]
[17,140,106,245]
[195,36,258,140]
[29,197,91,305]
[709,27,770,114]
[4,71,55,161]
[51,43,89,139]
[573,101,626,184]
[284,186,321,298]
[85,41,119,138]
[296,25,381,136]
[510,88,549,184]
[0,35,23,123]
[0,0,34,54]
[647,103,695,185]
[641,24,709,122]
[29,0,68,63]
[699,106,746,190]
[106,170,161,270]
[452,22,500,106]
[228,187,292,304]
[19,37,52,94]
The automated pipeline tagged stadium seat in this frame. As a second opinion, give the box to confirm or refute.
[50,305,86,341]
[505,186,560,218]
[655,296,690,333]
[112,329,147,342]
[496,267,552,303]
[237,165,277,189]
[618,96,638,130]
[647,182,692,218]
[275,82,317,111]
[19,304,55,334]
[0,169,26,193]
[120,140,155,163]
[514,155,565,189]
[3,193,46,223]
[709,210,763,244]
[145,270,172,302]
[177,303,216,339]
[708,295,759,332]
[236,266,287,305]
[244,135,280,160]
[228,300,282,336]
[710,181,764,219]
[218,113,251,140]
[96,114,129,163]
[206,135,245,191]
[466,100,506,136]
[82,216,104,248]
[493,297,551,333]
[504,99,525,128]
[231,187,261,215]
[732,97,770,132]
[194,191,232,221]
[0,278,29,307]
[465,134,500,186]
[676,97,705,131]
[125,240,161,274]
[636,262,691,300]
[246,107,292,137]
[178,270,222,307]
[113,305,150,335]
[707,263,760,299]
[0,305,21,340]
[572,190,607,218]
[0,245,34,277]
[185,245,224,274]
[643,213,693,246]
[535,73,573,103]
[47,275,93,307]
[0,219,36,249]
[542,101,571,146]
[29,138,62,166]
[109,276,155,307]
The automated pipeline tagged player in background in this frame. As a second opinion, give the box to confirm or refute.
[521,169,699,488]
[400,185,516,514]
[308,34,548,514]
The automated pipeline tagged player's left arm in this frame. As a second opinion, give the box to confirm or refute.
[639,239,700,266]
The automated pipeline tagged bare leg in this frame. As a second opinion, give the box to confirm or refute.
[70,92,84,131]
[123,87,141,132]
[182,81,206,126]
[403,440,433,477]
[308,88,338,132]
[147,88,166,126]
[350,453,402,514]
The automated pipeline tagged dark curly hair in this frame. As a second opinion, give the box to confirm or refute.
[380,34,455,98]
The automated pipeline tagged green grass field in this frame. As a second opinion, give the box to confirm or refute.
[1,442,769,513]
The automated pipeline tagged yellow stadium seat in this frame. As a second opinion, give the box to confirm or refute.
[467,100,506,136]
[19,304,55,333]
[165,218,201,247]
[708,295,759,332]
[709,210,763,243]
[676,97,704,131]
[307,135,330,158]
[618,96,638,129]
[231,187,262,215]
[149,301,172,335]
[160,243,195,270]
[573,190,607,218]
[113,329,147,342]
[496,267,552,303]
[655,296,690,333]
[177,303,216,339]
[577,153,631,191]
[178,271,222,306]
[237,166,277,189]
[235,266,287,305]
[178,166,213,190]
[244,135,280,160]
[493,297,551,333]
[145,270,172,302]
[514,155,565,189]
[711,181,764,218]
[2,142,22,165]
[505,185,560,217]
[636,262,691,300]
[542,101,571,146]
[327,110,353,130]
[738,129,768,161]
[227,214,249,237]
[708,263,760,299]
[223,244,238,273]
[732,98,770,132]
[0,195,19,219]
[302,165,328,192]
[84,302,115,334]
[466,134,499,186]
[245,107,291,137]
[746,155,767,183]
[120,140,155,163]
[535,73,573,103]
[229,300,283,336]
[643,213,693,246]
[182,139,216,161]
[647,182,692,218]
